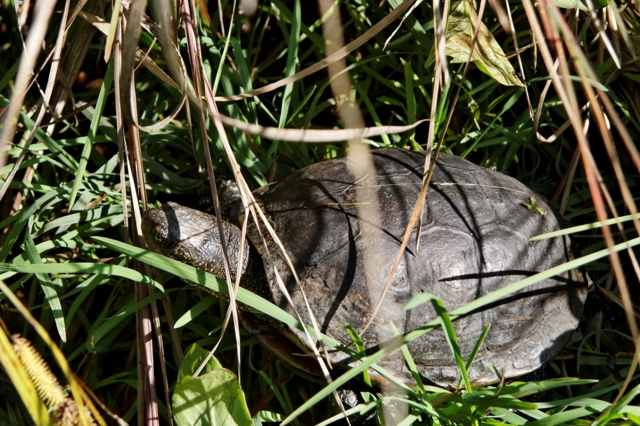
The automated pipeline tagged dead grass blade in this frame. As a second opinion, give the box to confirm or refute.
[120,0,148,123]
[526,0,640,404]
[214,0,418,102]
[598,286,640,320]
[385,0,423,50]
[0,0,71,203]
[414,54,443,252]
[203,60,339,391]
[149,0,184,89]
[180,0,244,384]
[361,0,490,338]
[0,0,57,170]
[486,0,509,32]
[103,0,122,63]
[583,0,621,69]
[110,3,165,422]
[551,0,640,343]
[79,10,181,91]
[506,0,533,118]
[317,0,377,421]
[434,0,451,86]
[216,115,428,141]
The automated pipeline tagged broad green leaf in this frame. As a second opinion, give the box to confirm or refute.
[446,0,524,86]
[173,369,251,426]
[178,344,223,382]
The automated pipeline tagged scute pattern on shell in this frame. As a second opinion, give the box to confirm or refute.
[245,148,587,386]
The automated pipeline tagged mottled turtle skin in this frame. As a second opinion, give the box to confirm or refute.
[142,148,587,386]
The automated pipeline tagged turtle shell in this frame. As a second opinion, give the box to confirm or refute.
[245,148,587,386]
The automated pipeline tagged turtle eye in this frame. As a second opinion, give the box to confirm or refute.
[153,225,171,247]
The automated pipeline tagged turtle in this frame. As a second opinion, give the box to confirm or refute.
[142,147,587,387]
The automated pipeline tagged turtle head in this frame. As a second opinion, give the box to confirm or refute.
[142,203,176,252]
[142,202,249,279]
[142,202,199,254]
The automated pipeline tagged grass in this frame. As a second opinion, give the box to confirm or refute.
[0,0,639,424]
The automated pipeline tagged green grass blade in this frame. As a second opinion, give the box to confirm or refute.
[24,229,66,342]
[390,322,425,394]
[37,205,125,236]
[343,323,372,386]
[15,107,79,171]
[0,60,19,92]
[527,407,606,426]
[88,291,165,352]
[597,383,640,422]
[0,188,66,262]
[175,295,218,328]
[0,262,164,291]
[278,0,301,129]
[64,273,105,330]
[529,212,640,240]
[430,297,471,393]
[68,59,114,208]
[464,324,490,372]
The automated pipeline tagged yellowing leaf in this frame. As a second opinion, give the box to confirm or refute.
[446,0,524,86]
